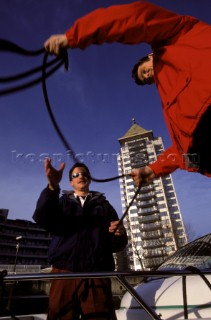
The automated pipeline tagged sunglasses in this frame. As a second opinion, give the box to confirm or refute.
[72,172,90,179]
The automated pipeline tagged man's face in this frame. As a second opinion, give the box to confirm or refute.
[137,59,154,85]
[70,167,90,192]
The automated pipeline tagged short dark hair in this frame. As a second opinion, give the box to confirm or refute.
[69,162,91,181]
[132,56,150,86]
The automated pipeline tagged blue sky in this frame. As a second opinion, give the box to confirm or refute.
[0,0,210,239]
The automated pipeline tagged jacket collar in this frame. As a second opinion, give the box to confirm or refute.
[62,190,105,201]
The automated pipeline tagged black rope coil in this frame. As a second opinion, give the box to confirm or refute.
[0,38,141,232]
[0,38,125,183]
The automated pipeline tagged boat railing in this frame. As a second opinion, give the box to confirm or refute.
[1,269,211,320]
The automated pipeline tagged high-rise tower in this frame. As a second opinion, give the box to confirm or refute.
[117,119,187,270]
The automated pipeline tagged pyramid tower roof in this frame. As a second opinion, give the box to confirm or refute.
[118,118,153,143]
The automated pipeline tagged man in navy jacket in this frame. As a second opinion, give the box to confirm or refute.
[33,159,127,320]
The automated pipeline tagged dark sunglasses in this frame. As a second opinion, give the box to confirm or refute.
[72,172,90,179]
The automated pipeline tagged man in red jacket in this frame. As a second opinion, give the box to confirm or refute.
[44,1,211,187]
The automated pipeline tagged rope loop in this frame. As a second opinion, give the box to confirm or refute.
[0,39,140,225]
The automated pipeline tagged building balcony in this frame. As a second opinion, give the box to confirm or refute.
[139,186,154,194]
[141,231,163,240]
[140,222,162,232]
[128,145,146,152]
[144,257,165,269]
[139,214,160,224]
[138,201,157,208]
[142,241,165,250]
[131,160,149,167]
[0,251,48,258]
[143,251,168,259]
[1,231,51,240]
[0,241,16,247]
[0,251,16,258]
[138,207,159,215]
[138,193,156,200]
[25,234,51,240]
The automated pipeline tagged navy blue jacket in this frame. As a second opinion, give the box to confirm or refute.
[33,187,128,271]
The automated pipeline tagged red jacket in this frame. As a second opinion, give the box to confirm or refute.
[65,1,211,177]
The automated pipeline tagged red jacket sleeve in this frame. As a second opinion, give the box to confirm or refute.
[149,144,200,177]
[65,1,197,49]
[149,145,181,177]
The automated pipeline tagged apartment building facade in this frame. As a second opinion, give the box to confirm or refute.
[117,119,187,270]
[0,209,51,271]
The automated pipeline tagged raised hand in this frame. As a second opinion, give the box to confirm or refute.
[45,158,65,190]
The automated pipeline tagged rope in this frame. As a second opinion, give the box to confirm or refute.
[112,185,141,234]
[0,38,142,223]
[0,38,142,226]
[0,57,60,83]
[0,38,140,224]
[0,38,125,183]
[0,39,44,56]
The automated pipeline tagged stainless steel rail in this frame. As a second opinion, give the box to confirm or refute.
[1,269,211,320]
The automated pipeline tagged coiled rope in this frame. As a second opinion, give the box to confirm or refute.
[0,38,125,183]
[0,39,141,232]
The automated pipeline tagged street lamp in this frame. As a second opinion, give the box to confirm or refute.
[6,236,23,312]
[13,236,23,273]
